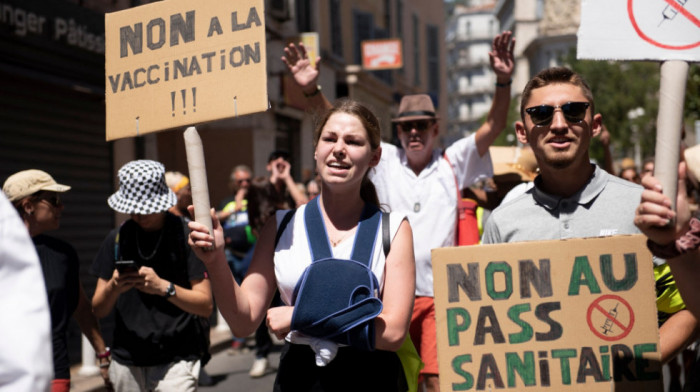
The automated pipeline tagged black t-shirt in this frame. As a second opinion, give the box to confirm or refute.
[90,213,207,366]
[35,235,80,380]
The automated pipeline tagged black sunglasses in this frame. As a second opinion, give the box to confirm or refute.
[525,102,590,126]
[36,192,62,207]
[399,120,435,132]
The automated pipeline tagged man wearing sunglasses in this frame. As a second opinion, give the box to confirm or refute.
[482,67,697,366]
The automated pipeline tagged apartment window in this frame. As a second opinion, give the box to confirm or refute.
[384,0,391,34]
[296,0,312,32]
[396,0,404,74]
[536,0,544,19]
[426,24,439,95]
[353,11,374,64]
[413,14,420,86]
[330,0,343,57]
[353,11,392,85]
[374,28,393,85]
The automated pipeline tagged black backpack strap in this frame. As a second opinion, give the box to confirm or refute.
[349,204,380,265]
[275,209,296,248]
[382,212,390,258]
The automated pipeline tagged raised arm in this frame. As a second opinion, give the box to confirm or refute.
[474,31,515,156]
[188,207,278,337]
[282,42,332,111]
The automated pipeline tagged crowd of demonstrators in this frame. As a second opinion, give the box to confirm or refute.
[0,191,53,392]
[2,170,112,392]
[5,30,700,392]
[90,160,213,391]
[283,30,515,392]
[188,99,416,391]
[482,67,698,366]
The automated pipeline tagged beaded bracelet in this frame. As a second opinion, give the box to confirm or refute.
[646,217,700,259]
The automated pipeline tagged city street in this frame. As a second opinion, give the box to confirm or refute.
[199,339,281,392]
[71,330,282,392]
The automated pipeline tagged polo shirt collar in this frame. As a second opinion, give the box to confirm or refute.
[399,149,441,178]
[532,164,606,210]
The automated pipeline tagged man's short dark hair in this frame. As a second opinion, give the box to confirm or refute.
[520,67,595,121]
[268,150,290,163]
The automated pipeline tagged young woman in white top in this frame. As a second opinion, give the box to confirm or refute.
[189,100,416,391]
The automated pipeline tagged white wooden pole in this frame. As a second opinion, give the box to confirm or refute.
[654,60,689,212]
[183,126,214,241]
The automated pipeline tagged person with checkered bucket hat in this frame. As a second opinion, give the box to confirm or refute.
[90,160,213,391]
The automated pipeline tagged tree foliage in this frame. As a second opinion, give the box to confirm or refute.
[562,50,662,164]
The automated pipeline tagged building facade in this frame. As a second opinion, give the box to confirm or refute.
[445,1,500,145]
[494,0,579,94]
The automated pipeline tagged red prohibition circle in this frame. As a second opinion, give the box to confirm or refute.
[627,0,700,50]
[586,294,635,341]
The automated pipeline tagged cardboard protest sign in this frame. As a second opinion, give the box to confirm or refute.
[105,0,268,141]
[578,0,700,61]
[433,235,662,391]
[361,38,403,70]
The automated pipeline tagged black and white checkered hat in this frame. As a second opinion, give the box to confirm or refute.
[108,160,177,215]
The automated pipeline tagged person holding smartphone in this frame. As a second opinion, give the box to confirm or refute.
[3,169,112,392]
[91,160,213,392]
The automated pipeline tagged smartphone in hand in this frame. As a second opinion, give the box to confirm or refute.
[115,260,138,274]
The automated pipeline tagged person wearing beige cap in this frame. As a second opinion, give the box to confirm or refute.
[2,169,113,392]
[283,31,515,392]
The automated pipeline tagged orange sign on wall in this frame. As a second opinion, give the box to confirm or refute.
[361,38,403,70]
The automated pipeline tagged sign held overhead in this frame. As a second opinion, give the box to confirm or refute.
[105,0,268,141]
[578,0,700,61]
